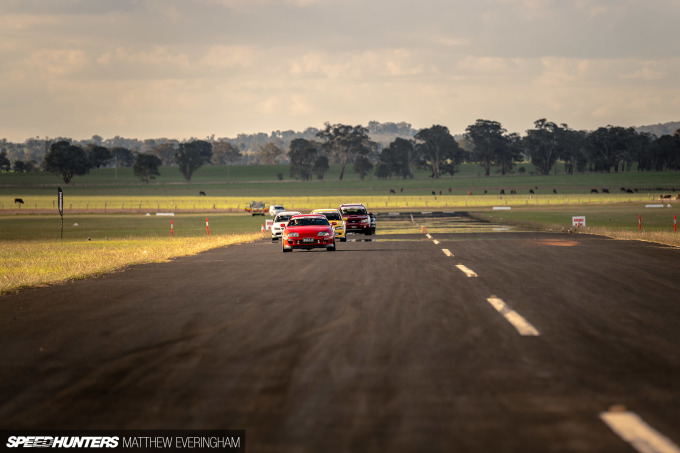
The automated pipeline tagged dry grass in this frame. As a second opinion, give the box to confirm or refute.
[0,232,265,294]
[582,227,680,248]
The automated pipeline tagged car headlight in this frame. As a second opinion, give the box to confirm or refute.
[361,218,369,224]
[317,231,330,237]
[287,232,299,237]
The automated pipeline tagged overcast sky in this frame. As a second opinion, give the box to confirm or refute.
[1,0,678,142]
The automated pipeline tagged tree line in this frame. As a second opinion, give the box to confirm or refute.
[288,120,680,181]
[1,119,678,184]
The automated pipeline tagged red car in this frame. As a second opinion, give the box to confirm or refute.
[282,214,336,252]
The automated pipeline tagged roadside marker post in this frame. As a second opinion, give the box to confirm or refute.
[57,187,64,239]
[206,217,210,236]
[171,220,174,236]
[639,214,642,231]
[675,215,677,232]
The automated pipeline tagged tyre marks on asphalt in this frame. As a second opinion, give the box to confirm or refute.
[421,222,680,452]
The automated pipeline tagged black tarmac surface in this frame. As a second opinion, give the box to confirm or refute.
[2,214,680,452]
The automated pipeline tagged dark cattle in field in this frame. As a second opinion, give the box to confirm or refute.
[591,189,599,193]
[199,191,206,196]
[602,188,609,193]
[500,189,505,195]
[529,189,534,194]
[400,188,404,192]
[14,198,24,206]
[432,191,436,196]
[553,189,557,194]
[389,189,396,194]
[626,189,634,194]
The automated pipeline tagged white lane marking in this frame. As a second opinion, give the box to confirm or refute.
[433,239,440,245]
[426,233,432,239]
[442,249,453,257]
[486,297,539,336]
[601,410,680,453]
[456,264,477,278]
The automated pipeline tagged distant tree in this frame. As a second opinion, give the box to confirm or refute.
[465,119,507,176]
[257,142,284,165]
[111,147,134,167]
[86,144,112,168]
[288,138,319,181]
[0,151,10,171]
[630,132,654,171]
[586,126,629,173]
[524,119,562,175]
[644,134,680,171]
[13,160,28,172]
[353,155,373,180]
[374,161,390,179]
[313,155,329,180]
[44,141,90,183]
[175,139,212,182]
[379,137,420,179]
[211,140,242,178]
[414,125,464,178]
[496,132,523,175]
[559,127,588,174]
[134,153,163,184]
[317,123,374,180]
[150,143,177,166]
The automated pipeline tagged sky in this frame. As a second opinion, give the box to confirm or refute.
[1,0,679,142]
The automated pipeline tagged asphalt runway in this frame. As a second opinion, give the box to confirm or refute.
[2,213,680,452]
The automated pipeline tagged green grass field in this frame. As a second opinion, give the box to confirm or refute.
[1,164,679,294]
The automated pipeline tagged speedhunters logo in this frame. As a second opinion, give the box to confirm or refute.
[2,431,244,451]
[6,437,119,448]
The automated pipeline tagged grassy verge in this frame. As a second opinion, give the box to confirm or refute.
[478,205,680,247]
[0,232,265,295]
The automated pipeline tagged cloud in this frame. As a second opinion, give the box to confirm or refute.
[0,0,679,141]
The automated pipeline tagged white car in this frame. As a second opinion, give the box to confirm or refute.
[269,204,285,216]
[271,211,301,241]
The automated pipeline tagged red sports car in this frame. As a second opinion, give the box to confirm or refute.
[282,214,336,252]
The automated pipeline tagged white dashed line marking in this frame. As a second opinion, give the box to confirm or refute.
[433,240,440,245]
[601,410,680,453]
[426,233,432,239]
[442,249,453,257]
[456,264,477,278]
[486,297,539,336]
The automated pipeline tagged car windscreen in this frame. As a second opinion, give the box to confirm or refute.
[322,213,342,221]
[275,215,293,222]
[341,207,367,215]
[288,217,330,227]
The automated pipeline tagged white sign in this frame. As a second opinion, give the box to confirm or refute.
[572,216,586,227]
[265,219,274,230]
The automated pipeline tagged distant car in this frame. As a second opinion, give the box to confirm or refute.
[369,212,376,234]
[312,208,347,242]
[282,214,336,252]
[246,201,266,216]
[339,203,372,235]
[269,205,285,216]
[271,211,301,241]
